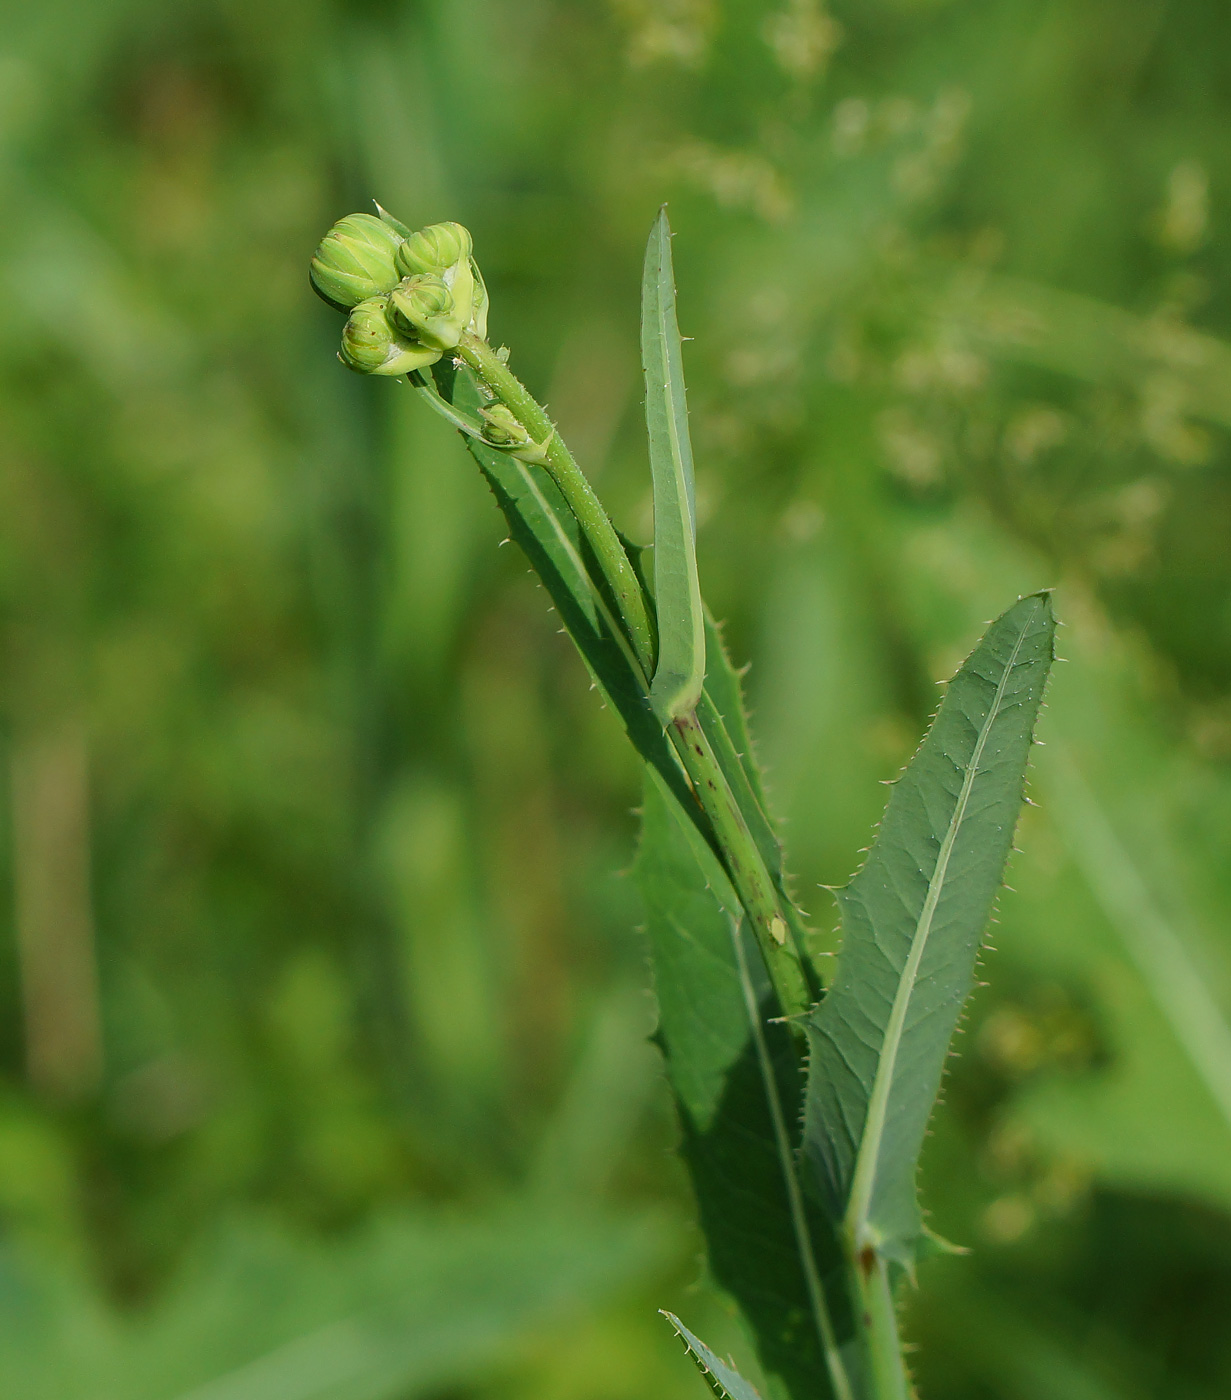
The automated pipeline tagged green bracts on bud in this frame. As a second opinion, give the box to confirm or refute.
[394,221,473,277]
[310,213,404,311]
[469,261,489,340]
[390,274,465,351]
[339,297,442,377]
[374,202,413,239]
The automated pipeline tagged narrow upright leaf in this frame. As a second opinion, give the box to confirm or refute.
[661,1313,764,1400]
[802,593,1056,1269]
[642,206,705,723]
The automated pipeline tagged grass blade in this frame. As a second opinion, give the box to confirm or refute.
[642,206,705,724]
[1046,754,1231,1132]
[802,593,1056,1269]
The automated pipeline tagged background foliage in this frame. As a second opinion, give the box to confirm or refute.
[2,1,1231,1395]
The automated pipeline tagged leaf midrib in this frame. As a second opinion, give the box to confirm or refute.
[843,610,1034,1249]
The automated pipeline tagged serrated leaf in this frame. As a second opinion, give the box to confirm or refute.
[637,779,853,1400]
[662,1313,764,1400]
[642,206,705,724]
[802,593,1056,1268]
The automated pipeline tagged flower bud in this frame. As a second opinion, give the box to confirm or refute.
[310,213,403,311]
[339,297,442,377]
[480,405,550,462]
[394,222,473,277]
[394,222,485,338]
[389,274,464,351]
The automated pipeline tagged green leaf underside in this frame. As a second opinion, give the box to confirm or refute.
[642,207,705,723]
[638,780,850,1400]
[802,593,1056,1268]
[662,1313,764,1400]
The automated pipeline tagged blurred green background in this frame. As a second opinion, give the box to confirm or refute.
[2,1,1231,1396]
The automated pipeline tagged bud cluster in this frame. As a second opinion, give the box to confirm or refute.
[310,209,488,376]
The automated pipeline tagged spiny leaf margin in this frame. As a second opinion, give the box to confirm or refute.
[662,1312,764,1400]
[801,592,1057,1269]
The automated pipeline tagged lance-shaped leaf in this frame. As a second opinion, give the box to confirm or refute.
[802,593,1056,1269]
[642,206,705,724]
[661,1313,764,1400]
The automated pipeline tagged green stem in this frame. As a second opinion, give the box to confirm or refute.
[672,712,811,1021]
[457,332,656,675]
[457,332,809,1022]
[847,1250,912,1400]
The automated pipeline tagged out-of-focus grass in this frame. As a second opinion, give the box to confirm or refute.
[1,2,1230,1396]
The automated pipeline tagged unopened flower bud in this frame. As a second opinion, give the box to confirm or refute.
[339,297,442,377]
[480,404,550,462]
[310,213,404,311]
[394,222,473,277]
[395,222,485,338]
[389,274,464,351]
